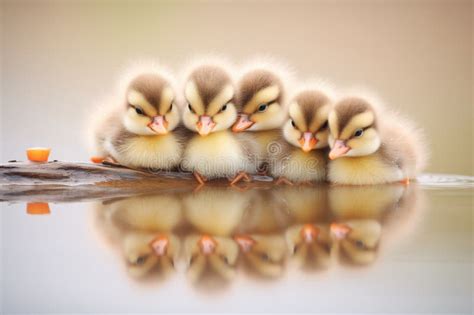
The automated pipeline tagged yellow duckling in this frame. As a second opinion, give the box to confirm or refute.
[232,65,289,172]
[182,187,248,282]
[282,186,332,269]
[286,223,332,270]
[268,89,333,184]
[328,185,405,265]
[181,63,258,185]
[233,190,289,277]
[327,96,427,185]
[90,63,185,170]
[330,220,382,266]
[95,193,182,278]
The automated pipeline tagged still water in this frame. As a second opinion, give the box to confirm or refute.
[1,175,472,313]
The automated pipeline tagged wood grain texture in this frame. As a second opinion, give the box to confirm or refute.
[0,161,274,203]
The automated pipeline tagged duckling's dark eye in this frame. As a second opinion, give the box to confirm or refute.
[220,104,227,112]
[291,120,296,128]
[354,129,364,137]
[355,240,366,249]
[258,103,268,112]
[135,255,148,265]
[135,107,145,116]
[169,103,173,112]
[320,120,329,130]
[188,103,195,113]
[260,252,269,261]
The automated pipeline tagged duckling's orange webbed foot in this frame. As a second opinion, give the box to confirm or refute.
[193,171,207,185]
[229,171,251,185]
[275,177,294,186]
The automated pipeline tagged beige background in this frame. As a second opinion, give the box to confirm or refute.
[1,0,472,175]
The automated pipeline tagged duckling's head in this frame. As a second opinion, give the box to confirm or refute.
[232,69,285,132]
[234,234,287,277]
[123,73,179,135]
[282,90,332,152]
[286,224,332,269]
[123,232,179,278]
[328,97,381,159]
[185,234,239,282]
[183,65,237,136]
[330,220,382,265]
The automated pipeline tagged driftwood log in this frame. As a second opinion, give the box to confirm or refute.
[0,161,275,203]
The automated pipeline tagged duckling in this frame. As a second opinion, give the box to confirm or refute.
[182,187,248,281]
[268,89,332,184]
[232,67,288,172]
[286,223,332,270]
[282,186,332,269]
[181,64,259,184]
[234,233,287,278]
[94,193,183,278]
[327,185,404,265]
[233,190,289,277]
[327,96,427,185]
[90,64,186,170]
[330,220,382,266]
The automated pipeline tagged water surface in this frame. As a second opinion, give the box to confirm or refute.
[1,175,472,313]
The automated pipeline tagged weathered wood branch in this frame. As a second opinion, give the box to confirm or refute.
[0,161,274,203]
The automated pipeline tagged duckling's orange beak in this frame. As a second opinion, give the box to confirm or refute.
[329,140,350,159]
[330,223,352,240]
[197,115,216,136]
[148,115,168,134]
[232,114,254,132]
[198,235,217,255]
[149,235,169,257]
[298,132,318,152]
[300,224,320,243]
[234,234,256,253]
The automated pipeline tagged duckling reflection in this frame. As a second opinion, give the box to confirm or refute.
[94,193,182,279]
[283,186,332,270]
[182,187,248,282]
[234,190,289,278]
[328,184,415,265]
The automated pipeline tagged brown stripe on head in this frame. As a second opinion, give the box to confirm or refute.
[236,69,282,111]
[293,90,331,132]
[187,65,233,109]
[334,97,374,134]
[127,73,168,109]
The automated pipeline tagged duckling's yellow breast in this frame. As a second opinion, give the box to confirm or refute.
[328,154,403,185]
[272,149,326,182]
[117,134,182,169]
[183,131,253,178]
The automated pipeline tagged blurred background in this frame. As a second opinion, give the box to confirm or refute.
[1,0,472,175]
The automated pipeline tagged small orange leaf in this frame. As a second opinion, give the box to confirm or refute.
[26,147,51,162]
[90,156,105,164]
[27,202,51,215]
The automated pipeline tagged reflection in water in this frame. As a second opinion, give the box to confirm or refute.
[93,184,423,286]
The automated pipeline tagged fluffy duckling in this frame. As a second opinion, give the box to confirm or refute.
[268,89,332,184]
[327,96,427,185]
[232,67,288,172]
[328,185,405,265]
[95,193,183,278]
[233,190,289,277]
[182,187,248,281]
[181,64,258,184]
[234,233,288,278]
[90,64,185,170]
[330,220,382,265]
[282,186,332,269]
[286,224,332,270]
